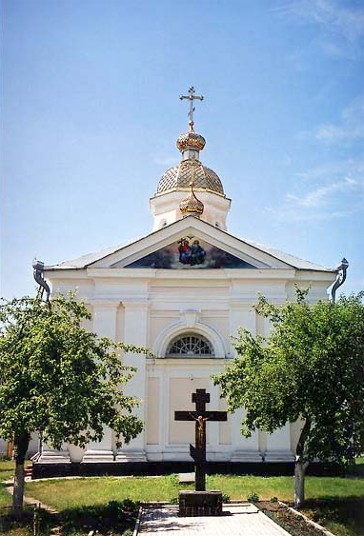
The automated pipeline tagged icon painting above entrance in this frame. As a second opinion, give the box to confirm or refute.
[178,237,206,266]
[124,236,257,269]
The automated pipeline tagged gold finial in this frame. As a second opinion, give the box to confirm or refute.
[180,86,204,131]
[179,181,204,218]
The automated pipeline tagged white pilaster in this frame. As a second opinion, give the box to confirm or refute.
[83,301,119,463]
[115,299,149,462]
[229,302,256,355]
[204,382,219,460]
[265,424,294,461]
[37,443,71,464]
[230,410,261,462]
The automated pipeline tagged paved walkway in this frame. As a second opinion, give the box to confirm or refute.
[137,503,292,535]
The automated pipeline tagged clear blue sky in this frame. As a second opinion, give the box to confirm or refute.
[2,0,363,299]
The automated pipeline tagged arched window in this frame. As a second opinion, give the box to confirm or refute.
[166,333,214,357]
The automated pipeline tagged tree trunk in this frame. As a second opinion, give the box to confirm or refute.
[12,432,30,518]
[294,459,309,509]
[294,417,311,509]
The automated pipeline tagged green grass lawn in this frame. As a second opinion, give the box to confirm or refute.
[0,460,32,509]
[24,473,364,510]
[0,460,18,509]
[1,460,364,535]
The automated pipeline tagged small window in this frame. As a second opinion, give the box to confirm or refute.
[166,333,214,357]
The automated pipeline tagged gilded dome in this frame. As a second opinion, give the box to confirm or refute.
[176,131,206,152]
[179,184,204,217]
[156,159,224,195]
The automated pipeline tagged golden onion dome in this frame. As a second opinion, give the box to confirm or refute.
[176,131,206,152]
[156,87,225,197]
[179,183,204,217]
[156,158,224,195]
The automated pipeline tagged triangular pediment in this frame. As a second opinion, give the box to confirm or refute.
[87,217,292,271]
[123,236,256,269]
[47,216,333,275]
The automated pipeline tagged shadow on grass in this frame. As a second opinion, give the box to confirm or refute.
[0,500,140,536]
[351,464,364,478]
[0,506,54,535]
[59,499,140,535]
[303,497,364,536]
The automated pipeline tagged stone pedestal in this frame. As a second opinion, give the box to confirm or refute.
[115,450,147,462]
[36,445,71,464]
[82,449,114,462]
[178,490,223,517]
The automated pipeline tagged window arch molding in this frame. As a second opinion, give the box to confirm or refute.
[152,320,226,358]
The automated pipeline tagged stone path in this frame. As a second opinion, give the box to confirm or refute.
[137,503,293,535]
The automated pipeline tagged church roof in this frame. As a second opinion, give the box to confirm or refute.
[45,217,334,273]
[156,159,224,195]
[240,239,333,272]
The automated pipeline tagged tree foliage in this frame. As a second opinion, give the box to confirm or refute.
[0,294,146,513]
[214,290,364,506]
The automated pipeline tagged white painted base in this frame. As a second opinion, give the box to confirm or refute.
[231,450,263,462]
[206,451,232,462]
[264,450,294,462]
[37,449,71,464]
[82,449,114,463]
[115,450,147,463]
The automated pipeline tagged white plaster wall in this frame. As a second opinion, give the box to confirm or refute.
[44,255,333,463]
[150,190,231,231]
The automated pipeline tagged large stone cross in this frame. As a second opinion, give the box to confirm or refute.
[175,388,227,491]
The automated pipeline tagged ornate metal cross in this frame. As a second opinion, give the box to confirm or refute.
[175,388,227,491]
[180,86,204,130]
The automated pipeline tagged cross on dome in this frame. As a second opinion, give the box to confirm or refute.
[179,86,204,131]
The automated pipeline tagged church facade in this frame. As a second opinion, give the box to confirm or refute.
[39,89,336,467]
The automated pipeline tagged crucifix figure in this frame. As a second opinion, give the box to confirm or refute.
[175,388,227,491]
[180,86,204,131]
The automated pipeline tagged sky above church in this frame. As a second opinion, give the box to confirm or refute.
[2,0,363,299]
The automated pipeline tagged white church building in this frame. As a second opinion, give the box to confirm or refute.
[36,89,337,471]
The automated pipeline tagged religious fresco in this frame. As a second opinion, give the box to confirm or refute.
[125,236,256,269]
[178,238,206,266]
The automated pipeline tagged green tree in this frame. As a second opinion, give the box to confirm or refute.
[0,295,145,516]
[214,290,364,508]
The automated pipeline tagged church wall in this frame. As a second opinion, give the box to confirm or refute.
[286,280,330,302]
[290,418,305,454]
[39,102,337,468]
[146,359,232,461]
[149,312,180,353]
[200,312,230,354]
[43,261,332,464]
[169,377,208,444]
[115,304,125,342]
[146,377,160,445]
[218,397,231,445]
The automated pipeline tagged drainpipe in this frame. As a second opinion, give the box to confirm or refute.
[331,258,349,303]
